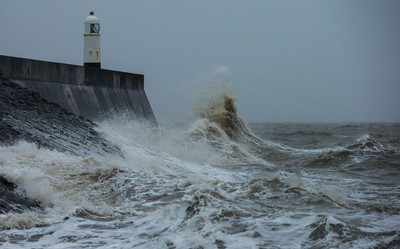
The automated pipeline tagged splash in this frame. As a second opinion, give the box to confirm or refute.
[95,112,234,166]
[93,70,271,166]
[187,68,280,166]
[192,67,249,140]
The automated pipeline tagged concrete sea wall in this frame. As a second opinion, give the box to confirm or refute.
[0,55,156,124]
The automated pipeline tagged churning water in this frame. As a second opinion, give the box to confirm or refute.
[1,84,399,248]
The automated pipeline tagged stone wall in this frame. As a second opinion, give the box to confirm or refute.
[0,55,156,124]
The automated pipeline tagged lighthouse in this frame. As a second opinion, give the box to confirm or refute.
[84,11,101,68]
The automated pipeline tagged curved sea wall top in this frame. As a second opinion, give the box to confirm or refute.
[0,55,157,124]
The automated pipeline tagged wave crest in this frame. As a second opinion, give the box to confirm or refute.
[187,71,276,166]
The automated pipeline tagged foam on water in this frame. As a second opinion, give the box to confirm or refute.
[1,69,399,248]
[1,123,399,248]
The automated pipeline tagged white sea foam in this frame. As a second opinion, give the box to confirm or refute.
[1,71,398,248]
[1,122,398,248]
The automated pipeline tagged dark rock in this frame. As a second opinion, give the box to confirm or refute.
[0,76,121,156]
[0,176,42,214]
[0,76,123,214]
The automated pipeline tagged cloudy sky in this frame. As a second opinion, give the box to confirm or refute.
[1,1,399,123]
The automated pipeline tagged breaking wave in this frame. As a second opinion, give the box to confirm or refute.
[1,68,399,248]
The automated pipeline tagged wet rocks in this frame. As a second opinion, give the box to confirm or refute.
[0,76,120,156]
[0,75,122,214]
[0,176,41,214]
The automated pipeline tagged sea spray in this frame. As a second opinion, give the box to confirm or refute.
[1,121,399,248]
[1,71,399,248]
[191,67,244,139]
[95,112,234,166]
[187,67,278,165]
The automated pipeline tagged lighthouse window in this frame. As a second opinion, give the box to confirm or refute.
[90,24,100,33]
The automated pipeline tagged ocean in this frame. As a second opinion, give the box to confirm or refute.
[0,93,399,248]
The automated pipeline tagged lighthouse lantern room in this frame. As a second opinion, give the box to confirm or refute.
[84,11,101,68]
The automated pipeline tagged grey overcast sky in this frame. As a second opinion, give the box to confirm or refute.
[1,1,399,123]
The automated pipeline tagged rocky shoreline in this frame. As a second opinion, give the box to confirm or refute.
[0,176,42,215]
[0,74,121,214]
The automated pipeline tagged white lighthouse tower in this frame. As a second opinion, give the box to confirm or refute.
[84,11,101,68]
